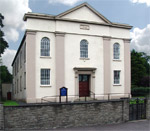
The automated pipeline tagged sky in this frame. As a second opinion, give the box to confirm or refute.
[0,0,150,73]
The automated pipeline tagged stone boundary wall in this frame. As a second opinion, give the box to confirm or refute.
[1,99,149,130]
[0,104,4,130]
[147,99,150,120]
[1,99,129,130]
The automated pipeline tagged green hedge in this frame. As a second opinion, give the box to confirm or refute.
[131,87,150,97]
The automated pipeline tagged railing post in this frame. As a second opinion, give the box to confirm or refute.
[128,93,130,99]
[136,98,139,120]
[94,93,95,100]
[144,98,147,119]
[59,95,61,103]
[108,93,110,101]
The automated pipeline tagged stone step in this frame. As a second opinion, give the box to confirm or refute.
[74,97,96,101]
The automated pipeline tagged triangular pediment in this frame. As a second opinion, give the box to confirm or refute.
[56,3,111,24]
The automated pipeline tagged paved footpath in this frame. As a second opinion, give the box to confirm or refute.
[55,120,150,131]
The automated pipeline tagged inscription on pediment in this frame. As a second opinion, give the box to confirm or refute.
[80,25,90,30]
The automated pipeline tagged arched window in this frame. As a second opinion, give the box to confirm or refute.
[41,37,50,56]
[80,40,88,58]
[113,43,120,59]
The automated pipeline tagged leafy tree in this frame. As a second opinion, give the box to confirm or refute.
[131,50,150,87]
[0,13,9,56]
[0,66,12,84]
[0,13,9,101]
[140,76,150,87]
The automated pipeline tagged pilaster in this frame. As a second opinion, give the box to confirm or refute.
[103,37,111,97]
[26,31,36,103]
[124,39,131,96]
[55,32,65,95]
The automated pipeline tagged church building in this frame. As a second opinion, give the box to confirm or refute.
[12,3,132,103]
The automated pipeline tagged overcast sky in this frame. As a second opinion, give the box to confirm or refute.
[0,0,150,73]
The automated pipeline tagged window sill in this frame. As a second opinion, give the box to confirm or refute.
[113,84,121,86]
[40,56,52,59]
[40,85,51,88]
[113,59,121,62]
[80,58,90,60]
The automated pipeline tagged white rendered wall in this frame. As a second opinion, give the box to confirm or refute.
[26,18,130,40]
[25,16,131,100]
[13,41,26,101]
[64,34,104,96]
[26,18,55,32]
[110,39,125,94]
[35,32,56,99]
[56,21,109,37]
[61,6,105,23]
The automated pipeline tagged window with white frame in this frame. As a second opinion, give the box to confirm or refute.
[17,79,19,93]
[20,51,22,68]
[41,69,50,85]
[24,72,26,89]
[24,43,26,63]
[16,59,18,72]
[41,37,50,56]
[20,76,22,91]
[113,43,120,59]
[114,70,120,84]
[17,57,19,72]
[15,63,16,75]
[80,39,88,58]
[15,82,16,94]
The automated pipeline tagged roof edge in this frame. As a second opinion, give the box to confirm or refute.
[23,12,55,21]
[23,13,132,29]
[11,34,26,66]
[56,2,111,24]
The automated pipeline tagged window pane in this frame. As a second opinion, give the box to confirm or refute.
[80,40,88,58]
[41,37,50,56]
[41,69,50,85]
[114,71,120,84]
[113,43,120,59]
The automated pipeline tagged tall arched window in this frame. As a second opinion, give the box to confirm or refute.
[41,37,50,56]
[113,43,120,59]
[80,40,88,58]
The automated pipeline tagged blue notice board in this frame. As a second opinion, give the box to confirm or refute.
[60,87,67,96]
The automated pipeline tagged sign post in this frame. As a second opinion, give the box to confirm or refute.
[59,87,68,103]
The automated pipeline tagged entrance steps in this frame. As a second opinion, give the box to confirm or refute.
[74,97,97,102]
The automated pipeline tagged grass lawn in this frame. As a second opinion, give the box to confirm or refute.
[130,96,145,104]
[2,100,19,106]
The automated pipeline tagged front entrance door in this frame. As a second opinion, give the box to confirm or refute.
[79,75,90,97]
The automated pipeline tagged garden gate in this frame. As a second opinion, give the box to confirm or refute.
[129,98,146,121]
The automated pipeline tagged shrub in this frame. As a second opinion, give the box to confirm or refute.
[131,87,150,97]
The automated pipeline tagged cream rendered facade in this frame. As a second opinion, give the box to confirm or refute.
[12,3,132,103]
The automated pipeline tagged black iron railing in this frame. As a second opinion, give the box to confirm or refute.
[41,92,131,103]
[129,98,147,121]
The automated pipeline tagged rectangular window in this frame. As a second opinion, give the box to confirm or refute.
[24,72,26,89]
[15,63,16,75]
[15,82,16,94]
[16,60,18,73]
[20,51,22,68]
[13,66,15,77]
[17,79,19,93]
[41,69,50,85]
[18,57,19,71]
[17,58,19,72]
[114,71,120,84]
[24,43,26,63]
[20,76,22,91]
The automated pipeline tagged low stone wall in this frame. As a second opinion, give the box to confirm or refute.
[0,104,4,130]
[3,99,129,130]
[147,99,150,120]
